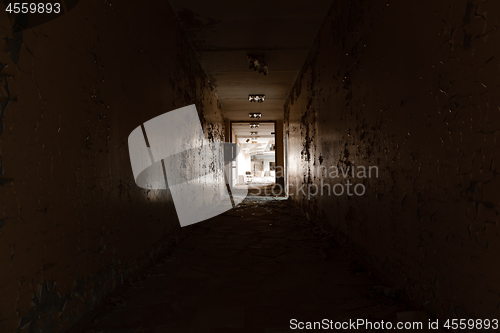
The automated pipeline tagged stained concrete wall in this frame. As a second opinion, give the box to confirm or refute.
[275,120,285,188]
[285,0,500,320]
[0,1,224,332]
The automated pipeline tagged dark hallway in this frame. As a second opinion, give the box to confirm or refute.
[79,194,415,333]
[1,1,500,332]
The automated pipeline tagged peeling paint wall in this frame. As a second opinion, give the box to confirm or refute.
[0,1,224,332]
[285,0,500,320]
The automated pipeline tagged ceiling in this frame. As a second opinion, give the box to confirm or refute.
[169,0,333,121]
[232,122,274,140]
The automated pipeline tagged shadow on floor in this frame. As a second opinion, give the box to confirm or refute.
[81,195,424,333]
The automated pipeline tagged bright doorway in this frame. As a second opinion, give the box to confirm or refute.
[231,122,276,186]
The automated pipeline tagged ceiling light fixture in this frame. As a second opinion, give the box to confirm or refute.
[247,55,268,75]
[250,131,258,135]
[248,95,265,103]
[250,123,259,129]
[249,112,262,118]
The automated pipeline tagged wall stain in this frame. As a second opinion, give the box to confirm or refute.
[0,1,226,332]
[284,0,500,321]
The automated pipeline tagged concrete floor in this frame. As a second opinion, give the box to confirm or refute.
[80,187,419,333]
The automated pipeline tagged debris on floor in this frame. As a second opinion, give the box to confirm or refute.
[83,195,417,332]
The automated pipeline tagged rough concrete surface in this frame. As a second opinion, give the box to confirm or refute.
[0,1,224,332]
[284,0,500,321]
[79,195,415,333]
